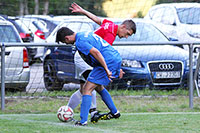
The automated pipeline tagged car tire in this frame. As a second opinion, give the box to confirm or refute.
[196,69,200,90]
[107,79,128,90]
[43,59,64,91]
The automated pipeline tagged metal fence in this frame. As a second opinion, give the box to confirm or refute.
[1,41,200,110]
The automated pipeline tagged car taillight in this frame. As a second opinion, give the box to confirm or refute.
[20,33,26,38]
[20,33,31,38]
[23,48,29,68]
[35,30,45,40]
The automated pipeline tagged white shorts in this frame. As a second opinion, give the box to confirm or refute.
[74,51,93,81]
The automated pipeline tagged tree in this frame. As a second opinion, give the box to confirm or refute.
[0,0,106,17]
[34,0,39,14]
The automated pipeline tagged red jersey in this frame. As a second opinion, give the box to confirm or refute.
[94,19,118,46]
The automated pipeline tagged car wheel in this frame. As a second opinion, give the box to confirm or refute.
[196,70,200,89]
[43,59,64,91]
[107,79,128,90]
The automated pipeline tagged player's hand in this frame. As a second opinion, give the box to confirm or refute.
[69,2,84,13]
[106,69,115,82]
[119,69,125,79]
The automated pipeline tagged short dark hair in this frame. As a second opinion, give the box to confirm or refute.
[56,27,74,43]
[122,20,136,34]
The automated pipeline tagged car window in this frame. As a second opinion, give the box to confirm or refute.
[79,23,94,32]
[0,25,21,42]
[115,22,168,42]
[22,20,38,32]
[149,7,165,22]
[60,22,82,32]
[161,7,175,25]
[32,20,49,32]
[177,7,200,24]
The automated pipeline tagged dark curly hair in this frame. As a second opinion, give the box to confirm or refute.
[56,27,74,43]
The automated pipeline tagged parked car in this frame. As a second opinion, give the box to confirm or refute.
[0,19,30,91]
[144,3,200,51]
[0,15,34,42]
[108,18,191,90]
[3,16,38,64]
[18,17,48,61]
[22,15,62,38]
[43,18,192,91]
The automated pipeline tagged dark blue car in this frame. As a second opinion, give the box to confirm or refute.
[43,18,190,91]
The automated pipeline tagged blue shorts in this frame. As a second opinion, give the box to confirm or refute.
[87,62,121,86]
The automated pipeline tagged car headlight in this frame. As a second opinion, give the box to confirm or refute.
[122,59,142,68]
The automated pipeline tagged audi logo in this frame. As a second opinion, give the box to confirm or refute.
[159,63,174,70]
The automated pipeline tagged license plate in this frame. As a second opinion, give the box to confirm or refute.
[153,71,181,79]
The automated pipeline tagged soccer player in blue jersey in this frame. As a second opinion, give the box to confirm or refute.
[56,27,123,126]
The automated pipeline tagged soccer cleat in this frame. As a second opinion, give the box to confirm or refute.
[74,121,87,126]
[91,111,106,123]
[99,111,121,120]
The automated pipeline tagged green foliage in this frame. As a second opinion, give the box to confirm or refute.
[49,0,106,16]
[0,0,20,16]
[0,0,106,16]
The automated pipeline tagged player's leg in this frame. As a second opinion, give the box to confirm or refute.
[67,89,82,110]
[95,86,120,121]
[67,82,97,111]
[76,81,97,125]
[82,70,100,118]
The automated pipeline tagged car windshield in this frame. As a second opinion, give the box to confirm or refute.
[0,25,21,42]
[115,22,168,42]
[14,20,31,33]
[177,7,200,24]
[32,20,49,32]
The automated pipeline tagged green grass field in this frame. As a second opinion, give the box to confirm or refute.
[1,90,200,132]
[1,112,200,133]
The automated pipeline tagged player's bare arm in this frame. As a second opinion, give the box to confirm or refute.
[89,47,114,80]
[119,69,125,79]
[69,2,102,25]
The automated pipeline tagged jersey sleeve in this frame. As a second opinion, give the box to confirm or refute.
[76,39,93,55]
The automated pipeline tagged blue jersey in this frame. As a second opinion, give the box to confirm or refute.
[75,32,121,68]
[75,32,122,85]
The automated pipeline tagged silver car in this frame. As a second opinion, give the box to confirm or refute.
[144,3,200,51]
[0,19,30,91]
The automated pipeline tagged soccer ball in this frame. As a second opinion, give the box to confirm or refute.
[57,105,74,122]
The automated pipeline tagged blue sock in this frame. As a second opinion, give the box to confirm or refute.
[99,88,117,114]
[80,95,92,124]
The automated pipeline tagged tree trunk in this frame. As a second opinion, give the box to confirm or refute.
[19,0,24,16]
[24,0,29,15]
[34,0,39,14]
[43,0,49,15]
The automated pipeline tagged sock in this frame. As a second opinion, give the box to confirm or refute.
[91,90,97,109]
[80,95,92,124]
[67,89,82,110]
[99,88,117,114]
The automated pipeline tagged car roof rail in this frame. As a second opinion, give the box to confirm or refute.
[0,16,6,20]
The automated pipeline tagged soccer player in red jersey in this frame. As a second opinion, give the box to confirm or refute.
[67,2,136,123]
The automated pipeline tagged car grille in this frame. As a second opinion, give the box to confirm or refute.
[148,61,183,85]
